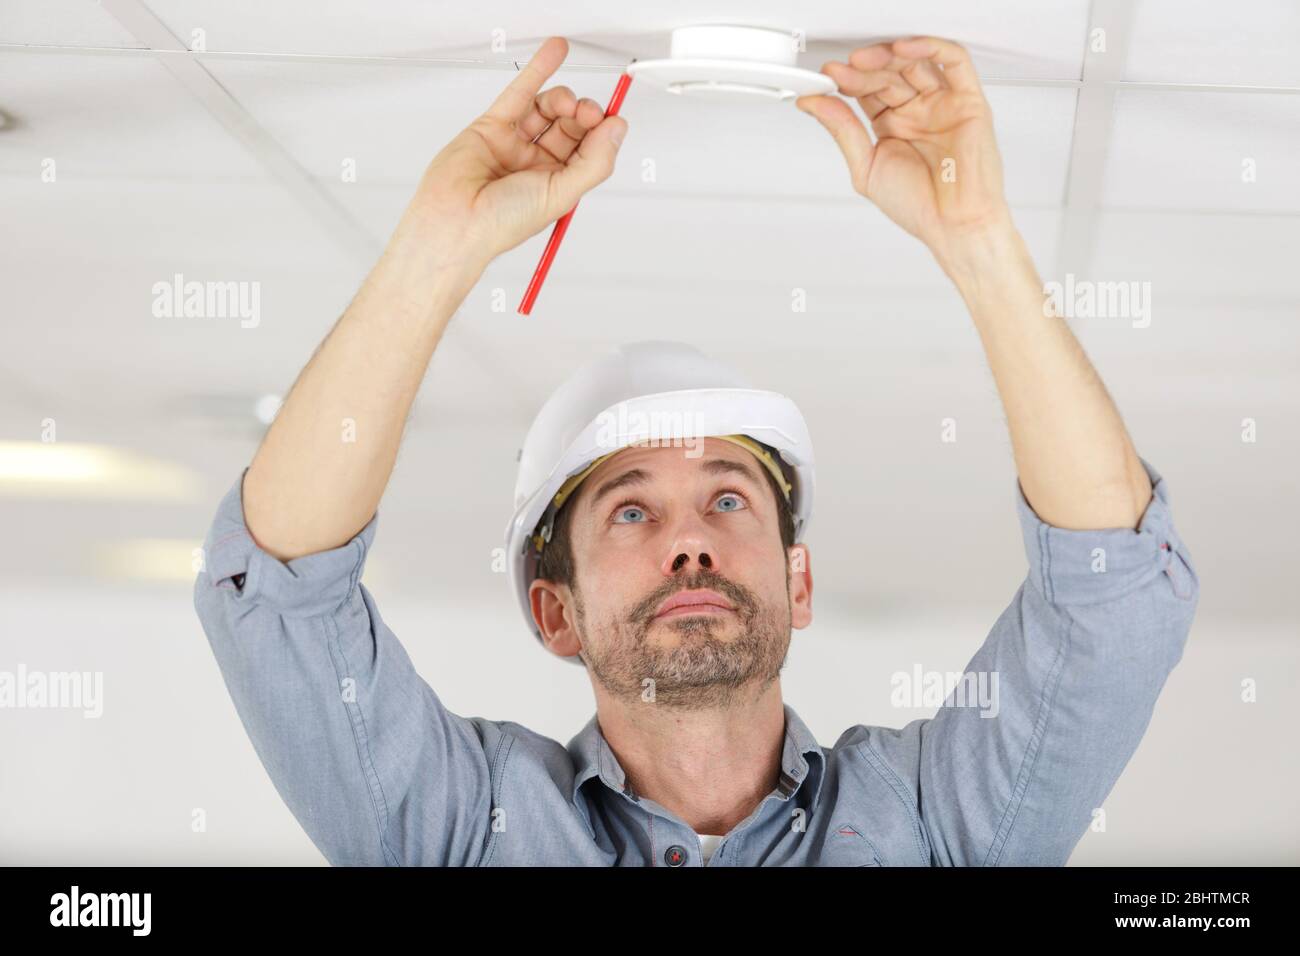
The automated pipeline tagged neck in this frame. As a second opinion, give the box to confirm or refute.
[591,680,787,835]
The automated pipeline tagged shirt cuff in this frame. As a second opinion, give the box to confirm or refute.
[1014,456,1197,607]
[198,467,379,618]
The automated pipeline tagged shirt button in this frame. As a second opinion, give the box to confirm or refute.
[664,845,688,867]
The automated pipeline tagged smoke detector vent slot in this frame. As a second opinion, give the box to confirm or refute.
[627,25,835,103]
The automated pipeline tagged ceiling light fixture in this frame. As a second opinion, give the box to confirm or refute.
[627,24,835,103]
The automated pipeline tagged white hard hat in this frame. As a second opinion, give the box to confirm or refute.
[505,340,815,659]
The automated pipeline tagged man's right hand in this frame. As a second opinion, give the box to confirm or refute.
[395,36,629,273]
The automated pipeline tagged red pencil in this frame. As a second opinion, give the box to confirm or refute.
[518,70,633,315]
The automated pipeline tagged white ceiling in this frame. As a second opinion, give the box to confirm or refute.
[0,0,1297,628]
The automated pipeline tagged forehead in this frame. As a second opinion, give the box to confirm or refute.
[575,437,761,504]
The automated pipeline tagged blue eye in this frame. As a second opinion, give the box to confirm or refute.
[715,493,747,513]
[613,505,647,523]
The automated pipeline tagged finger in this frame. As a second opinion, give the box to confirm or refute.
[899,58,946,94]
[832,55,891,119]
[485,36,569,123]
[860,93,889,121]
[516,85,578,142]
[889,36,983,93]
[572,96,607,130]
[845,43,894,72]
[534,97,605,162]
[822,61,919,110]
[795,95,874,194]
[870,109,918,144]
[849,45,947,94]
[545,115,627,214]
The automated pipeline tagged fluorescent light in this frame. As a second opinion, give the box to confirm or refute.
[0,442,201,499]
[98,539,205,582]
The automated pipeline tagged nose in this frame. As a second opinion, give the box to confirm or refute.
[659,513,717,576]
[669,550,712,573]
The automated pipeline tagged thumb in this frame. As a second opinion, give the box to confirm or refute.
[797,95,874,195]
[545,115,627,216]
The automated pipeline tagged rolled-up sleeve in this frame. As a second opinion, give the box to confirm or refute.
[918,456,1200,865]
[192,469,495,865]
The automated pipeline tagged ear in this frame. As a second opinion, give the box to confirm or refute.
[787,543,813,629]
[529,578,584,657]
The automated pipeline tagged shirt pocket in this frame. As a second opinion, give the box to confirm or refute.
[819,822,884,866]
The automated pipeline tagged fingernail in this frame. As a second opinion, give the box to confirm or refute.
[609,122,626,146]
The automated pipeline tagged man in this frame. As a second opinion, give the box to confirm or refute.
[194,36,1199,866]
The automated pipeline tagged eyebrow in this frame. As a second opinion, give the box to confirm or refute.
[586,457,764,512]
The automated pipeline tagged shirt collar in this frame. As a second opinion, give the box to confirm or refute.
[568,702,826,810]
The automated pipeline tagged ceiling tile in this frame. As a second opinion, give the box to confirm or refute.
[0,176,360,411]
[200,58,496,184]
[1091,210,1300,300]
[0,51,264,181]
[0,0,144,49]
[1127,0,1300,88]
[1103,90,1300,212]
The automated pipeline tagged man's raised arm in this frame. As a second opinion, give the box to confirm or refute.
[245,37,628,560]
[799,36,1150,530]
[193,37,627,865]
[800,36,1198,864]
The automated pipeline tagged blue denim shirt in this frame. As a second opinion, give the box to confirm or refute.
[193,457,1198,866]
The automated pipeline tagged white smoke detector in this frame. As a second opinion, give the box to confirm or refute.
[627,24,835,103]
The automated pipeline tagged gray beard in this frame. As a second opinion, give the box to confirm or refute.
[575,568,792,710]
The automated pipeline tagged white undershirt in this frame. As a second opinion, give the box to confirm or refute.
[697,833,724,865]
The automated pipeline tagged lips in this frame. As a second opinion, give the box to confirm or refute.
[654,588,736,619]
